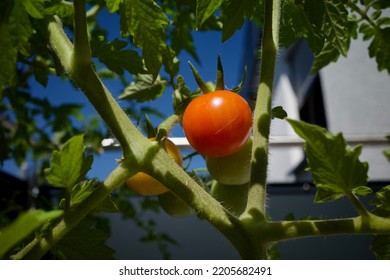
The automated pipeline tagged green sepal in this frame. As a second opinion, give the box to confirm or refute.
[230,66,247,93]
[188,61,213,93]
[215,55,225,91]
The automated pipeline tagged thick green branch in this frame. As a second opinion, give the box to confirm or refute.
[263,214,390,242]
[243,0,281,219]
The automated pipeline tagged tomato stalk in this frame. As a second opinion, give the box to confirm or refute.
[243,0,281,219]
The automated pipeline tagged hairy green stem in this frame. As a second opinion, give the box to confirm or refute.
[243,0,281,219]
[72,0,91,70]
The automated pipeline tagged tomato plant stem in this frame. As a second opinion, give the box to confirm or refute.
[244,0,281,220]
[72,0,92,69]
[264,214,390,242]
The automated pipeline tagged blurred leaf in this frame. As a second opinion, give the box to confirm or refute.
[119,74,166,102]
[169,9,200,63]
[371,185,390,217]
[371,235,390,260]
[196,0,223,28]
[367,27,390,74]
[119,0,169,78]
[0,210,63,259]
[92,39,147,75]
[162,47,180,78]
[44,134,93,190]
[44,0,73,17]
[0,0,33,91]
[287,119,369,204]
[51,218,115,260]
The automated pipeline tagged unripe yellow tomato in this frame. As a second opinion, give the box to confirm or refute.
[125,138,183,196]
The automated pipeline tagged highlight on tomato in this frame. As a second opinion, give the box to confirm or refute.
[206,137,252,185]
[125,138,183,196]
[182,90,252,157]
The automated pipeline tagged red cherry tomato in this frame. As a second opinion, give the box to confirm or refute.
[182,90,252,157]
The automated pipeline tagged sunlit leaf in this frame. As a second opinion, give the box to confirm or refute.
[44,134,93,190]
[287,119,369,203]
[119,0,169,78]
[196,0,223,28]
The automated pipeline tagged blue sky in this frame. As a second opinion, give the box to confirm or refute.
[2,10,250,182]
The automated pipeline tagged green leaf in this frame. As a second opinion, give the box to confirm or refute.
[311,40,341,73]
[70,180,100,209]
[196,0,223,28]
[280,0,350,68]
[271,106,288,120]
[119,0,169,79]
[280,0,324,53]
[44,134,93,190]
[367,27,390,74]
[105,0,122,13]
[0,0,33,91]
[371,185,390,217]
[119,74,166,102]
[287,119,369,203]
[92,39,147,75]
[51,218,115,260]
[371,235,390,260]
[0,210,63,259]
[305,0,349,56]
[221,0,261,42]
